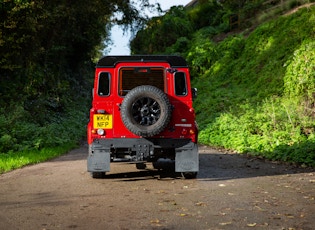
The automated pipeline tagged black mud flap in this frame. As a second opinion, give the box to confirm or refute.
[175,143,199,173]
[87,145,110,172]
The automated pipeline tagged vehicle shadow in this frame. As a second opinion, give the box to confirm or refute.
[102,168,181,182]
[97,152,314,181]
[197,152,314,181]
[54,146,314,181]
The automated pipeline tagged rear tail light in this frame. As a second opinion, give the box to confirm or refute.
[181,129,195,135]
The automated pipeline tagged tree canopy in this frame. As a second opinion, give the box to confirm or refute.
[0,0,153,153]
[0,0,155,108]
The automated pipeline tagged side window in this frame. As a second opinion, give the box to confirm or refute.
[98,72,110,96]
[174,72,187,96]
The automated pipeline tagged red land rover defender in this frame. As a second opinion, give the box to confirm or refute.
[87,55,198,179]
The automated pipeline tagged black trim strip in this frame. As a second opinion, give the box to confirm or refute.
[96,55,188,68]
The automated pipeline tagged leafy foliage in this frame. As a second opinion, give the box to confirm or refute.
[187,0,223,30]
[0,0,153,164]
[130,6,194,54]
[284,40,315,106]
[194,7,315,166]
[131,3,315,166]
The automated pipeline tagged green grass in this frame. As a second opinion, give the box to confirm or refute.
[0,143,77,174]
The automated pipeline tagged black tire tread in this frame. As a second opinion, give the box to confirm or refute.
[120,85,172,137]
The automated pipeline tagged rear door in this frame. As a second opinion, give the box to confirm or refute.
[113,63,169,137]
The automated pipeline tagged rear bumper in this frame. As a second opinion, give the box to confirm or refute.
[87,138,198,173]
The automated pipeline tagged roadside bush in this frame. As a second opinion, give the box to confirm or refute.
[199,97,314,162]
[0,99,88,154]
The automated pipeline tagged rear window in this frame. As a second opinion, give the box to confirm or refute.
[119,67,165,96]
[98,72,110,96]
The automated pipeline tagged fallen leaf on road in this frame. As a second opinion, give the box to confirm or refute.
[247,223,257,227]
[284,213,294,218]
[219,222,232,226]
[150,219,160,224]
[254,205,264,211]
[195,202,206,206]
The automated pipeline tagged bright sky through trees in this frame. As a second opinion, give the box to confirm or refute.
[108,0,192,55]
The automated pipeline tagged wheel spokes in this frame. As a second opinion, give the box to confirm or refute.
[131,97,161,126]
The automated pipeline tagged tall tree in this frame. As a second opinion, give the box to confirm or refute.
[130,6,193,54]
[0,0,152,108]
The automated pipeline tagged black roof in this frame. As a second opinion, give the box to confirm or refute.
[96,55,188,68]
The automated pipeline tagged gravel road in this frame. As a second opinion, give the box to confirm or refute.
[0,145,314,230]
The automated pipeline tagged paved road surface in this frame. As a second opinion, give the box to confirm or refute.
[0,145,314,230]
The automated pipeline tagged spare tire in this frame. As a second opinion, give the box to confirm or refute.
[120,85,172,137]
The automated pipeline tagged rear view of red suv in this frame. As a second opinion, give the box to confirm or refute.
[87,55,198,178]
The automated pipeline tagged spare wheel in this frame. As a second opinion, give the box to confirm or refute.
[120,85,172,137]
